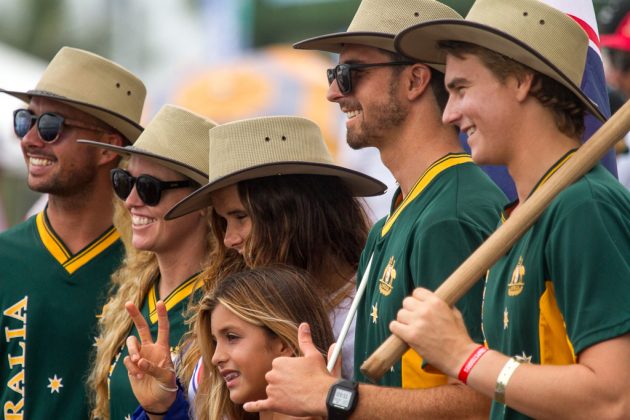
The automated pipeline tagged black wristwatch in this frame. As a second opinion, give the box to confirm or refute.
[326,379,359,419]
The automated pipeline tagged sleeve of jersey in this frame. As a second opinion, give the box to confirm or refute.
[131,387,190,420]
[546,199,630,355]
[410,218,487,344]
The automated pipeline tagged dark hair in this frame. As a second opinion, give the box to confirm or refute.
[438,40,585,138]
[383,50,449,112]
[206,174,370,298]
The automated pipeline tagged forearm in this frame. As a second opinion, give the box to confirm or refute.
[467,339,630,420]
[350,382,490,420]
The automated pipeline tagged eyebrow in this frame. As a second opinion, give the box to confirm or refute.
[446,77,469,91]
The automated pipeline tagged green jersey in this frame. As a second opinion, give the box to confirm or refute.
[108,273,204,420]
[354,154,506,387]
[483,155,630,420]
[0,211,123,419]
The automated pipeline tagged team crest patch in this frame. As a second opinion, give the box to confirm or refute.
[508,256,525,296]
[378,256,397,296]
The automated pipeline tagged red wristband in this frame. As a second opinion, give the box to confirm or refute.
[458,345,488,384]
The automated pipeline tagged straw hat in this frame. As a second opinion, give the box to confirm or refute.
[78,104,216,184]
[165,115,386,219]
[293,0,461,61]
[0,46,146,142]
[395,0,606,122]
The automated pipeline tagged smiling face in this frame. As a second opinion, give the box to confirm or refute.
[123,156,202,254]
[210,184,252,255]
[19,97,106,196]
[442,52,522,166]
[326,44,408,150]
[210,303,288,404]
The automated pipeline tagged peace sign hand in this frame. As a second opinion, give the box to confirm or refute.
[123,300,178,414]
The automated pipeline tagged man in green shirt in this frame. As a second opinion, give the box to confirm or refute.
[243,1,506,418]
[391,0,630,418]
[0,47,145,419]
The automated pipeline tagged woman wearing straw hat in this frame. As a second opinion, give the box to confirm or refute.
[391,0,630,419]
[80,104,217,419]
[124,115,385,417]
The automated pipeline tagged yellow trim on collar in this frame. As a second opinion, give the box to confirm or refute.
[148,272,204,324]
[36,212,120,274]
[381,154,472,236]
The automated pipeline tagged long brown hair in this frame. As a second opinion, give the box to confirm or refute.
[180,173,370,392]
[195,266,335,420]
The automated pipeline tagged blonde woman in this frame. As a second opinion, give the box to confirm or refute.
[81,105,217,419]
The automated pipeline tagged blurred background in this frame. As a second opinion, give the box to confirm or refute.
[0,0,623,229]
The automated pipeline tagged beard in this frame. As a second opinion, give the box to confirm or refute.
[346,77,408,150]
[25,150,100,197]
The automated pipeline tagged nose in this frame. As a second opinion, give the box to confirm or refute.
[326,78,344,103]
[211,341,227,367]
[124,184,143,209]
[441,95,461,127]
[223,223,243,251]
[20,124,46,148]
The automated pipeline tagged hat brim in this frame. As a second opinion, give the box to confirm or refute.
[165,161,387,220]
[77,139,207,184]
[294,31,445,72]
[0,89,144,143]
[395,20,607,122]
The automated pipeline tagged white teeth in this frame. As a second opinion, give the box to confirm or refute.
[345,110,361,119]
[30,157,54,166]
[224,372,239,382]
[131,215,156,226]
[467,127,476,136]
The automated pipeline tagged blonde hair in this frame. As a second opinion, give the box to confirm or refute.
[194,266,334,420]
[88,196,213,419]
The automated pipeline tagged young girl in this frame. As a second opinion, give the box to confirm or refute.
[126,266,335,420]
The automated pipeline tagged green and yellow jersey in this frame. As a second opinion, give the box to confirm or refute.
[0,211,123,419]
[483,155,630,420]
[354,153,506,388]
[108,273,204,420]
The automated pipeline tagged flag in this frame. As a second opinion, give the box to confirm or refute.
[464,0,618,201]
[539,0,617,176]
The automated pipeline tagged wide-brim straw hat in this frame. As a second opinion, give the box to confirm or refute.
[293,0,462,69]
[394,0,606,122]
[0,46,146,142]
[78,104,216,184]
[165,115,387,220]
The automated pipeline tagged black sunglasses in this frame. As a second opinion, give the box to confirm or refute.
[13,108,108,143]
[110,168,193,206]
[326,61,414,95]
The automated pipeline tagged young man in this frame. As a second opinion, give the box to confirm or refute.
[244,1,506,418]
[0,47,146,419]
[391,0,630,418]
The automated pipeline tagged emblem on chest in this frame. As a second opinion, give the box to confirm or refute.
[378,256,397,296]
[508,256,526,296]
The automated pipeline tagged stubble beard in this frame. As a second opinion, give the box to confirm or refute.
[345,77,407,150]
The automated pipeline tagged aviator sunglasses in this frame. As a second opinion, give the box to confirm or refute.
[13,108,109,143]
[326,61,413,95]
[111,168,193,206]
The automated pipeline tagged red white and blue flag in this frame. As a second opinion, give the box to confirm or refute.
[541,0,617,176]
[473,0,617,200]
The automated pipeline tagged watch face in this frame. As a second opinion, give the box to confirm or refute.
[332,387,353,409]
